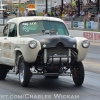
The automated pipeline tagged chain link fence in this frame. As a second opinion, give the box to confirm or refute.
[62,16,100,31]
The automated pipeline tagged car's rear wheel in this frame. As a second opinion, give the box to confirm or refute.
[0,65,8,80]
[72,61,84,86]
[18,56,31,87]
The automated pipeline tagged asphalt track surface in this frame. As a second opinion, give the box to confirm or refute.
[0,42,100,100]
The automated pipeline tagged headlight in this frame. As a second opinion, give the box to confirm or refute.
[82,40,90,48]
[29,40,37,49]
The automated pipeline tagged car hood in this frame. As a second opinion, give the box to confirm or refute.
[23,35,76,48]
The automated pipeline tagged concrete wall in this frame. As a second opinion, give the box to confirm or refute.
[35,0,51,12]
[69,30,100,42]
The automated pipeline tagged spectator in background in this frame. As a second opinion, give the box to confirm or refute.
[63,0,67,7]
[95,11,100,21]
[91,12,95,17]
[65,12,70,20]
[54,1,58,12]
[72,0,76,7]
[16,10,23,17]
[59,5,62,12]
[80,10,85,16]
[28,11,33,16]
[56,10,59,15]
[93,0,97,6]
[44,12,47,16]
[24,8,28,16]
[47,13,50,16]
[3,10,8,19]
[84,11,90,21]
[33,11,36,16]
[51,12,54,17]
[87,12,91,19]
[76,0,78,7]
[72,12,77,19]
[69,11,74,17]
[97,11,100,18]
[13,9,18,16]
[54,12,58,17]
[64,0,66,5]
[42,10,45,16]
[89,12,95,21]
[54,1,58,8]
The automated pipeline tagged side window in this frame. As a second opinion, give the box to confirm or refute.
[3,24,9,36]
[8,24,17,37]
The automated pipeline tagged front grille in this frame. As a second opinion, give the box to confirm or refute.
[47,43,68,57]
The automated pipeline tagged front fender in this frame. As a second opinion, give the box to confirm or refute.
[14,40,41,63]
[75,37,89,62]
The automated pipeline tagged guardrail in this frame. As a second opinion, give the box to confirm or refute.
[0,18,8,25]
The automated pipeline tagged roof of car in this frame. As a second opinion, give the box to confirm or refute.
[7,16,64,24]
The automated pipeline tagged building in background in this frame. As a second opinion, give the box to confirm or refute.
[2,0,27,4]
[27,0,35,3]
[35,0,97,13]
[34,0,87,13]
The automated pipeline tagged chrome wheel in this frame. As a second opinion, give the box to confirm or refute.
[19,64,24,83]
[18,55,31,87]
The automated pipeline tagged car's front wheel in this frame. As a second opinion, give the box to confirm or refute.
[72,61,84,86]
[0,65,8,80]
[18,56,31,87]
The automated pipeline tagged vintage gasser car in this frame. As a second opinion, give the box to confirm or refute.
[0,17,90,87]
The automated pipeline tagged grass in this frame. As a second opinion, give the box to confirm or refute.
[37,12,42,16]
[13,4,27,8]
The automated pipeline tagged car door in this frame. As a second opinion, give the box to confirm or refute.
[0,24,9,62]
[1,24,10,64]
[1,23,17,66]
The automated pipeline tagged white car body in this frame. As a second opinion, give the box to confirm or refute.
[0,16,90,87]
[0,17,88,66]
[0,16,89,66]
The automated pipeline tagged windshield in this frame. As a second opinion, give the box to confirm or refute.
[19,20,69,36]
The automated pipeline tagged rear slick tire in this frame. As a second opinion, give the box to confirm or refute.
[0,65,7,80]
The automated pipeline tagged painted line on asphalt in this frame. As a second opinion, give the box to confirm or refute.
[83,61,100,66]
